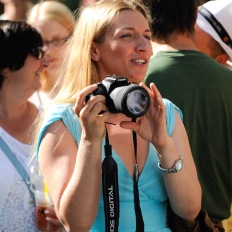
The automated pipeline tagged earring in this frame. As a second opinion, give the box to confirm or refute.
[93,55,98,61]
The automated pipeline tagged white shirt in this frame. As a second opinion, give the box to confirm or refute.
[0,128,38,231]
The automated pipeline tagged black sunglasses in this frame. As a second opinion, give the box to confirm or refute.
[30,47,45,60]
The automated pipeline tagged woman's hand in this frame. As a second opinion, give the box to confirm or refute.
[120,83,170,149]
[74,84,117,141]
[43,206,63,232]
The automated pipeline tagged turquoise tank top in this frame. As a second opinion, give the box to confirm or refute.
[36,99,182,232]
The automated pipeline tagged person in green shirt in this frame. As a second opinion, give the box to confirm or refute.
[143,0,232,227]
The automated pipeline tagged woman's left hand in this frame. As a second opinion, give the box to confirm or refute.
[120,83,169,149]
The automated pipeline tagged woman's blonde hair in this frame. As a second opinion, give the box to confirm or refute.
[54,0,151,105]
[27,1,75,35]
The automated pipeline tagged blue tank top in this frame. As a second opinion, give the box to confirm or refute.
[36,99,182,232]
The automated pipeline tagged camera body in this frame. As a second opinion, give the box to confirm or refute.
[86,75,150,118]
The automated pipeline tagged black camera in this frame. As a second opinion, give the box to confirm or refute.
[86,75,150,118]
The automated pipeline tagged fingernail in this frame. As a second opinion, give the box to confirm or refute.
[46,217,52,221]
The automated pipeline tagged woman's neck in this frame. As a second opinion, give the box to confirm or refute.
[0,99,28,120]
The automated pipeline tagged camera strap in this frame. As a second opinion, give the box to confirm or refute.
[102,120,144,232]
[132,118,144,232]
[102,127,120,232]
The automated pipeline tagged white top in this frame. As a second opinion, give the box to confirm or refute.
[0,14,7,20]
[0,127,38,231]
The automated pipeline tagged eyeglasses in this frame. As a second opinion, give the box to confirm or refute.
[30,47,45,60]
[43,35,71,48]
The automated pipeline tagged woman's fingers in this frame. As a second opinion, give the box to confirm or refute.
[149,83,165,112]
[120,118,141,133]
[43,207,63,229]
[74,84,98,116]
[45,215,62,226]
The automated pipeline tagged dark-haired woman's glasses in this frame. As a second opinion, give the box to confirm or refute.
[30,47,45,60]
[43,35,71,48]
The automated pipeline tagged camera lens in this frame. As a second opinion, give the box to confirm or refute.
[124,87,150,117]
[109,85,150,118]
[126,90,149,116]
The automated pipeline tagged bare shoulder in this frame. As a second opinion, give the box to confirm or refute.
[39,119,78,160]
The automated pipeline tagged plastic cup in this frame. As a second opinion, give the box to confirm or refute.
[34,190,60,231]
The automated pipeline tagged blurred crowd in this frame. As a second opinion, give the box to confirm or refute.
[0,0,231,231]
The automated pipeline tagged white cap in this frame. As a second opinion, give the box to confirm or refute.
[196,0,232,60]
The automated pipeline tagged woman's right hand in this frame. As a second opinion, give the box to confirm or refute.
[43,206,64,232]
[74,84,117,141]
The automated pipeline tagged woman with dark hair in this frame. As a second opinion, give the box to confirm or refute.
[0,20,62,231]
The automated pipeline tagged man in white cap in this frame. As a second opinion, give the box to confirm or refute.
[194,0,232,68]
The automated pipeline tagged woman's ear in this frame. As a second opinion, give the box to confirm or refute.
[91,43,100,61]
[215,53,229,65]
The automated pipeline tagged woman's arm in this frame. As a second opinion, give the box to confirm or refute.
[39,121,102,232]
[120,83,201,220]
[38,84,117,231]
[160,112,201,220]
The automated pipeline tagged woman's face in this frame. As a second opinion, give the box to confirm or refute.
[0,0,28,4]
[94,10,152,83]
[6,52,48,98]
[32,19,71,79]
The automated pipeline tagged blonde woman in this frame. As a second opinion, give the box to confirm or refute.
[27,1,75,106]
[35,0,201,231]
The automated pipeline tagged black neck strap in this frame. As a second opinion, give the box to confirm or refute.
[102,120,144,232]
[132,118,144,232]
[102,127,120,232]
[198,6,232,49]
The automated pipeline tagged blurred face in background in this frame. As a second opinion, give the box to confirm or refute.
[194,23,229,64]
[193,23,213,57]
[0,0,28,4]
[80,0,98,6]
[32,18,71,92]
[27,1,75,95]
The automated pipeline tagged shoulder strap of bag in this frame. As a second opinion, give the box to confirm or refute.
[0,137,35,205]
